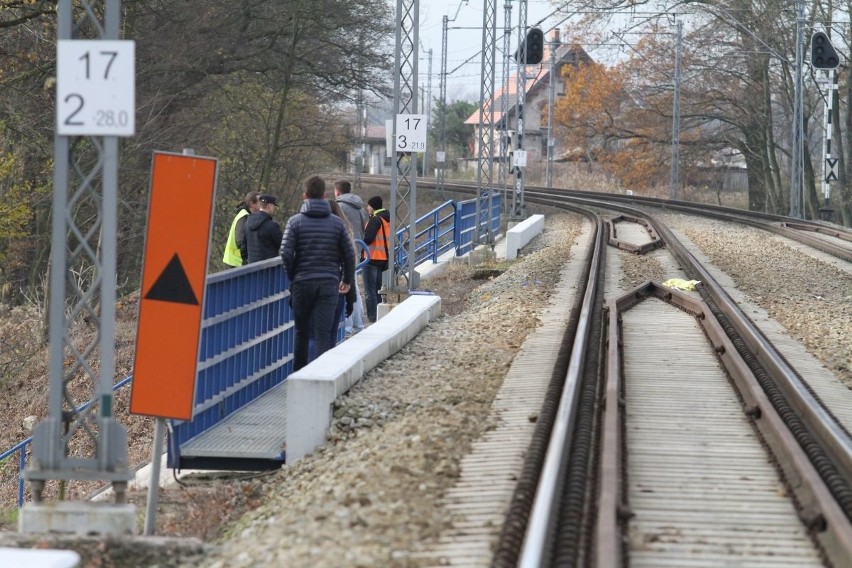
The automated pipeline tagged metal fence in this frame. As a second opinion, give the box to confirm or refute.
[3,194,505,505]
[455,192,502,256]
[167,257,294,467]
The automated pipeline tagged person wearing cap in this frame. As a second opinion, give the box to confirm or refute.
[280,175,356,370]
[222,190,260,267]
[362,195,391,323]
[241,194,283,263]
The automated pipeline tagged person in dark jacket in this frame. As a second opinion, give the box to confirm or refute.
[362,195,391,323]
[241,194,283,263]
[308,199,359,362]
[280,176,356,370]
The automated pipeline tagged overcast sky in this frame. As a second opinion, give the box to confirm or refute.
[414,0,559,102]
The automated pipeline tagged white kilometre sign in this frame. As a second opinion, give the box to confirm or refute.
[56,40,136,137]
[395,114,428,153]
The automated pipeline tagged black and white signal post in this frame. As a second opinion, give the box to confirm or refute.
[811,31,841,221]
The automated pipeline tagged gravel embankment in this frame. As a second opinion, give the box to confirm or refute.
[198,212,850,568]
[197,214,583,567]
[4,210,846,568]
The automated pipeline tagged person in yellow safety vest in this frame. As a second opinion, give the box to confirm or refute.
[362,196,390,323]
[223,191,260,267]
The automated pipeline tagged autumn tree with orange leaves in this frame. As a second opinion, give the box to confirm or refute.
[554,54,670,193]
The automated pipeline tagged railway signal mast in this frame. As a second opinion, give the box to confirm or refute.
[811,31,840,221]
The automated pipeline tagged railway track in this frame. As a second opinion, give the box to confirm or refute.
[353,176,852,567]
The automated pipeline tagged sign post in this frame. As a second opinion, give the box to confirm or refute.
[130,151,217,420]
[130,151,217,535]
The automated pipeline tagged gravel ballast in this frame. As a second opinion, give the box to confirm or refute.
[199,212,849,567]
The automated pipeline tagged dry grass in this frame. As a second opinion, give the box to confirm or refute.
[0,258,491,538]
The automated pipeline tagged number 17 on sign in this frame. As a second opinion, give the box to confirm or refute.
[395,114,428,153]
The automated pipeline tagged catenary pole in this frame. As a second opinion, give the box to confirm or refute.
[26,0,132,512]
[498,0,512,210]
[791,0,805,218]
[546,29,560,189]
[669,20,682,200]
[390,0,419,291]
[512,0,528,219]
[424,48,432,177]
[475,0,498,245]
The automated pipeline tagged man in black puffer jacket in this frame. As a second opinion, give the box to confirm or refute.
[241,194,283,263]
[280,176,356,370]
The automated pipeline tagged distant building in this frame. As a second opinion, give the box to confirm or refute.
[464,30,592,168]
[348,124,393,176]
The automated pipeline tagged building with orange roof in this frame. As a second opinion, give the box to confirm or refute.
[464,29,592,170]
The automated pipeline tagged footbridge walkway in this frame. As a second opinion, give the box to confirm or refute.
[2,194,547,505]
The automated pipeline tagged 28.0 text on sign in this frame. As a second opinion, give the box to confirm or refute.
[56,40,136,137]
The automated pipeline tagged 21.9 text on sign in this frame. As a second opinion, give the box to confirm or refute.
[395,114,428,153]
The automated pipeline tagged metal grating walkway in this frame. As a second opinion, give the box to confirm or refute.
[180,382,288,462]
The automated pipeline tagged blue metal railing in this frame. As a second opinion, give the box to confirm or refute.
[1,375,133,507]
[168,257,293,467]
[455,192,502,257]
[2,195,505,503]
[395,200,457,270]
[170,240,370,468]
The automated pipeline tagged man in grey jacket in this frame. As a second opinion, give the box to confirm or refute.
[281,176,356,370]
[334,179,368,335]
[334,179,368,239]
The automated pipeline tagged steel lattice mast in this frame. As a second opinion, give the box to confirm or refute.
[438,15,449,198]
[390,0,419,290]
[27,0,132,503]
[475,0,498,245]
[545,29,559,189]
[669,21,683,200]
[423,47,432,178]
[791,0,805,218]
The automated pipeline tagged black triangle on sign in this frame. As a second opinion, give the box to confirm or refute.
[144,254,199,305]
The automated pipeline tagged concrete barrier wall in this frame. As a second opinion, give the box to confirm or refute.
[506,214,545,260]
[285,294,442,461]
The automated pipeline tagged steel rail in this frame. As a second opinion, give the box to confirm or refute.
[597,282,852,567]
[517,211,605,567]
[558,194,852,488]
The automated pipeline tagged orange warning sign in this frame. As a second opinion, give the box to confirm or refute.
[130,152,217,420]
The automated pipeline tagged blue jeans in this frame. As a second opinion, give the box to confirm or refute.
[291,279,339,371]
[345,279,365,333]
[361,264,384,323]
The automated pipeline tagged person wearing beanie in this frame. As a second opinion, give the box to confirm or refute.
[222,190,260,267]
[241,194,282,263]
[362,195,391,323]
